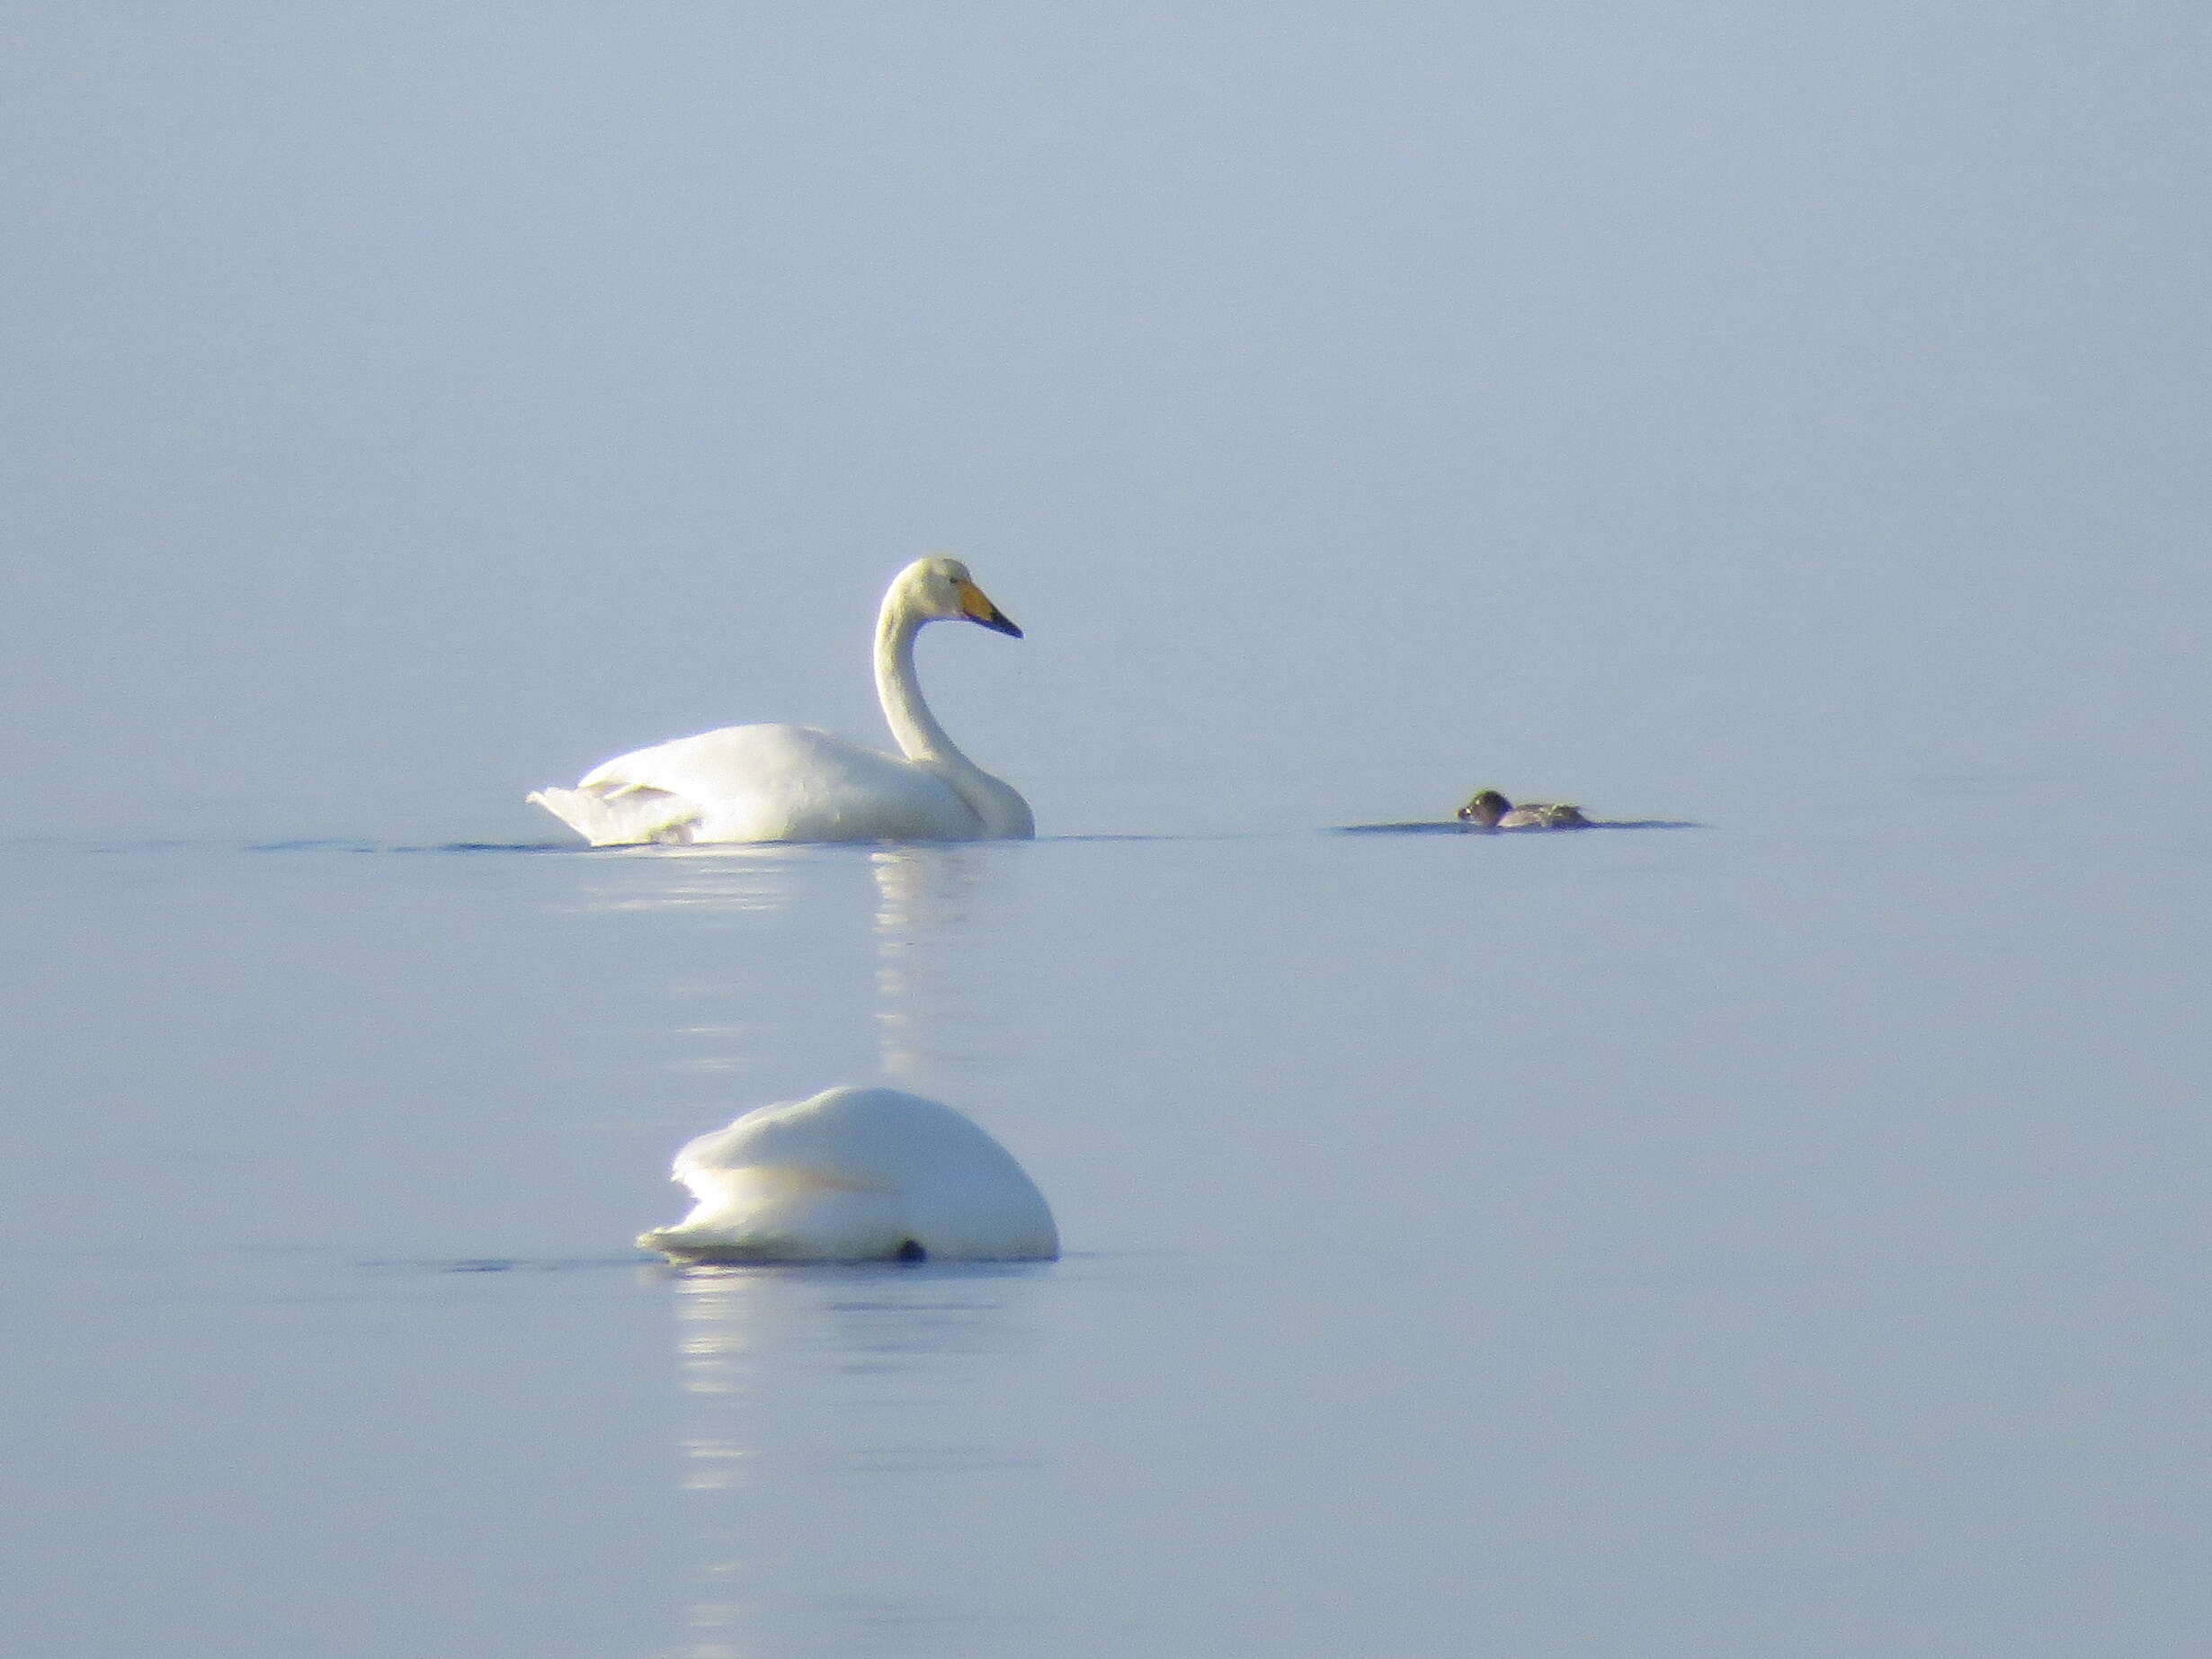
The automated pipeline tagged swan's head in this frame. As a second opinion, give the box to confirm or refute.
[1458,789,1512,826]
[895,556,1023,638]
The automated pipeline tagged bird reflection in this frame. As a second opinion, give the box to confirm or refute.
[572,843,808,915]
[870,846,1008,1088]
[661,1262,1048,1656]
[570,846,878,1093]
[665,1269,783,1659]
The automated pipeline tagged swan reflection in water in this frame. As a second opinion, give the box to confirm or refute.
[573,841,1025,1127]
[662,1219,1053,1655]
[572,843,810,916]
[870,845,1009,1088]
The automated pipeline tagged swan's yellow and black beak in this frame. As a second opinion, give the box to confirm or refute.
[957,578,1022,638]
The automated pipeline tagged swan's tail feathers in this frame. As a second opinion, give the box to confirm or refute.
[527,785,700,847]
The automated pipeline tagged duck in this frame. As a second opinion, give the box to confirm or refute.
[637,1085,1060,1264]
[1458,789,1592,830]
[529,557,1033,845]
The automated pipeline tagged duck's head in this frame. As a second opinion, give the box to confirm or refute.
[1458,789,1512,827]
[896,556,1022,637]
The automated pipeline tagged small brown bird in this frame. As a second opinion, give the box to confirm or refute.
[1457,789,1592,830]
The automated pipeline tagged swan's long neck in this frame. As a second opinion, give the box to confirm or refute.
[871,578,1032,839]
[875,602,962,768]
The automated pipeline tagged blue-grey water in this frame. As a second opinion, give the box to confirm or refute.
[5,814,2207,1658]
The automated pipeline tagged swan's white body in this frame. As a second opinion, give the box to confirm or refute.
[637,1085,1059,1264]
[530,557,1033,845]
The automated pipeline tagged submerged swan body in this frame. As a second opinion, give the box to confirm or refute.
[530,557,1033,845]
[1458,789,1592,830]
[637,1085,1059,1264]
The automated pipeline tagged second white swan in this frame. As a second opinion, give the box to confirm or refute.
[529,557,1033,845]
[637,1085,1060,1263]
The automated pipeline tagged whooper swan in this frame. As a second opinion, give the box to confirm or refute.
[530,557,1032,845]
[637,1085,1060,1264]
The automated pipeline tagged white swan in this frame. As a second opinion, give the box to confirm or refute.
[637,1085,1060,1263]
[529,557,1033,845]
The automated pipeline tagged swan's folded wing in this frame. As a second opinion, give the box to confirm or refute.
[526,784,700,846]
[643,1163,912,1262]
[575,746,682,794]
[527,731,749,844]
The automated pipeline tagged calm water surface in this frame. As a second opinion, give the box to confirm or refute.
[4,818,2208,1657]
